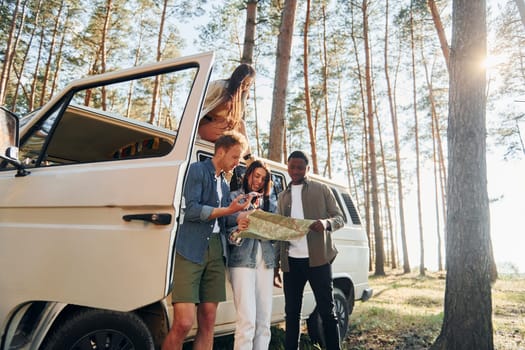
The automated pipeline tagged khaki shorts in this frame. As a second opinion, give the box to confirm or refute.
[171,234,226,303]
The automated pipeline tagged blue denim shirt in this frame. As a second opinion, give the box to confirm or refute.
[175,158,237,264]
[227,189,277,269]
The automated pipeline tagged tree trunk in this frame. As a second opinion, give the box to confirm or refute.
[376,108,396,269]
[241,0,259,154]
[0,0,22,104]
[10,0,43,110]
[362,0,384,276]
[384,0,407,271]
[268,0,297,162]
[421,49,445,271]
[303,0,318,174]
[431,1,493,349]
[102,0,112,110]
[150,0,168,124]
[40,0,65,105]
[427,0,450,72]
[409,0,425,276]
[514,0,525,30]
[30,27,45,110]
[241,0,257,65]
[50,7,69,99]
[321,4,331,178]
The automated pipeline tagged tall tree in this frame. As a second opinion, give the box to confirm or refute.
[514,0,525,29]
[362,0,385,276]
[374,106,397,268]
[10,0,44,111]
[320,3,332,178]
[302,0,319,173]
[431,0,493,349]
[384,0,411,273]
[149,0,167,124]
[240,0,259,154]
[241,0,257,64]
[39,0,65,105]
[409,0,426,276]
[427,0,450,72]
[420,49,446,271]
[100,0,112,110]
[0,0,23,105]
[268,0,297,162]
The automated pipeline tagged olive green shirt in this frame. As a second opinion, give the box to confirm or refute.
[275,177,345,272]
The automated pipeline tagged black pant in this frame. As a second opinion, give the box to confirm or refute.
[283,257,340,350]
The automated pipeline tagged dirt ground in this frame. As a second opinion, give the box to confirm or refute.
[342,270,525,350]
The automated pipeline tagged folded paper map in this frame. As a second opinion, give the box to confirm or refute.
[235,210,315,241]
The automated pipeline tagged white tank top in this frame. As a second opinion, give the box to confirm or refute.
[288,184,309,258]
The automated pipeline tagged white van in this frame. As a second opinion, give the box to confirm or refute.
[0,52,371,350]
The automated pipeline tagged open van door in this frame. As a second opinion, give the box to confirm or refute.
[0,52,214,332]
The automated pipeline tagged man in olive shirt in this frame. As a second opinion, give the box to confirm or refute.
[274,150,345,350]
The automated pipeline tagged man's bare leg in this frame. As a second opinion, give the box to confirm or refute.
[162,303,196,350]
[193,302,218,350]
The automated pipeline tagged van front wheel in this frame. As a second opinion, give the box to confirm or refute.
[306,287,350,347]
[41,308,154,350]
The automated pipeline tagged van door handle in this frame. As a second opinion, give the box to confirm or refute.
[122,213,172,225]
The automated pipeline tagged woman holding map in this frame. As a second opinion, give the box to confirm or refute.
[227,159,276,350]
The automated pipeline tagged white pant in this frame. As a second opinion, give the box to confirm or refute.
[229,247,274,350]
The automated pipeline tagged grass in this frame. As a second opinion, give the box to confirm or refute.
[191,269,525,349]
[343,269,525,350]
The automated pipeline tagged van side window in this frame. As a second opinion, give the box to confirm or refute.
[271,172,285,195]
[340,192,362,225]
[330,187,348,223]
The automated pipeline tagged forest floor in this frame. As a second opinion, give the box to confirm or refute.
[203,269,525,349]
[342,269,525,350]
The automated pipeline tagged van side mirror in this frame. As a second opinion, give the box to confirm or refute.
[0,107,29,176]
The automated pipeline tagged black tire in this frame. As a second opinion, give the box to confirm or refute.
[41,308,154,350]
[307,288,351,347]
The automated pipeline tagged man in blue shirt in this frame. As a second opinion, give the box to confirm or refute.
[162,131,254,350]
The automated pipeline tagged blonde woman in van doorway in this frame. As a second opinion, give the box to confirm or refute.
[227,160,277,350]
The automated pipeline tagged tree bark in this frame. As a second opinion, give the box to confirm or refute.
[431,1,494,348]
[375,107,396,268]
[39,0,65,105]
[241,0,259,154]
[149,0,167,124]
[514,0,525,30]
[50,7,69,99]
[321,4,331,178]
[384,0,409,272]
[0,0,23,104]
[10,0,43,111]
[421,49,445,271]
[362,0,384,276]
[409,0,425,276]
[241,0,257,65]
[303,0,318,174]
[268,0,297,162]
[30,27,45,110]
[427,0,450,72]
